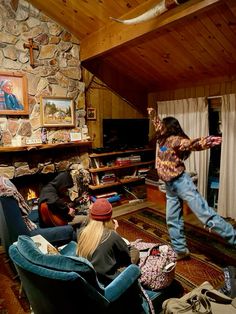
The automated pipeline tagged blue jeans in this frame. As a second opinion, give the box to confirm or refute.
[165,172,236,252]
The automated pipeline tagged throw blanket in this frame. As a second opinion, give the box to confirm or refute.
[0,176,37,231]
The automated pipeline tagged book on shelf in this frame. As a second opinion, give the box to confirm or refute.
[90,158,97,168]
[93,158,100,168]
[137,168,150,178]
[95,191,118,199]
[115,157,131,166]
[129,155,141,163]
[100,172,116,184]
[90,194,121,203]
[91,173,100,185]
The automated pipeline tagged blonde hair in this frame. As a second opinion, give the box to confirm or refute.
[76,219,114,259]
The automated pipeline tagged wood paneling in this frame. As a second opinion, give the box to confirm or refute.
[84,72,144,148]
[148,79,236,103]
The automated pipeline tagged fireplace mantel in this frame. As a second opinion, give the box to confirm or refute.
[0,141,92,153]
[0,140,93,182]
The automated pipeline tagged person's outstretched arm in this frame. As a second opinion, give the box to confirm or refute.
[175,135,222,152]
[147,107,164,135]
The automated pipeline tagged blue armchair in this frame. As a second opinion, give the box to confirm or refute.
[9,235,183,314]
[0,196,75,254]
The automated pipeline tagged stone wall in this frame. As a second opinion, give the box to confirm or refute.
[0,0,91,183]
[0,0,86,146]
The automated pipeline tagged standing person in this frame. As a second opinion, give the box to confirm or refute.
[76,198,139,285]
[38,171,86,228]
[0,79,23,110]
[148,107,236,260]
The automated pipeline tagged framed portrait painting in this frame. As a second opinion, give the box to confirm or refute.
[40,96,75,127]
[0,71,29,115]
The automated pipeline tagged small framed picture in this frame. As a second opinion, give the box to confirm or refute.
[40,96,75,127]
[87,108,96,120]
[70,132,82,142]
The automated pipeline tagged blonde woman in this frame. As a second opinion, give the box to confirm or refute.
[77,198,139,285]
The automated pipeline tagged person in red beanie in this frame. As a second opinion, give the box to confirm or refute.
[76,198,139,285]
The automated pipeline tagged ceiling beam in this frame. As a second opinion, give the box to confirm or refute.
[80,0,221,62]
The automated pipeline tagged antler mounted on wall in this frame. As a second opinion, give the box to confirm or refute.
[110,0,190,25]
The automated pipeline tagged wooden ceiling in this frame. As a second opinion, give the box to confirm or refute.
[26,0,236,113]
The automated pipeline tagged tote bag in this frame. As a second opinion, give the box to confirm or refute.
[131,240,177,290]
[162,281,236,314]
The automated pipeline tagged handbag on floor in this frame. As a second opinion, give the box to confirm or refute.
[162,281,236,314]
[131,239,177,290]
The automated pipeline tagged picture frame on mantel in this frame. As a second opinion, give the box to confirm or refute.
[0,71,29,115]
[40,96,75,127]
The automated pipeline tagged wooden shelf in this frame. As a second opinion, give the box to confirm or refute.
[89,160,154,173]
[89,148,154,158]
[89,148,155,191]
[0,141,92,153]
[89,177,144,190]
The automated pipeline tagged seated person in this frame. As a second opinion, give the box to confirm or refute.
[38,171,86,228]
[76,198,139,285]
[0,176,37,231]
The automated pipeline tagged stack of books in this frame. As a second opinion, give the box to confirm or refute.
[115,157,131,166]
[137,168,150,178]
[129,155,141,163]
[100,172,116,184]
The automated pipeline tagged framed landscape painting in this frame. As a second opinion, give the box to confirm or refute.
[0,71,29,115]
[40,96,75,127]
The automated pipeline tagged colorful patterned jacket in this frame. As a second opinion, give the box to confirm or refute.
[151,115,217,182]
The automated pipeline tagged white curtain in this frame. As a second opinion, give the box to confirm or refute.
[157,97,209,197]
[218,94,236,219]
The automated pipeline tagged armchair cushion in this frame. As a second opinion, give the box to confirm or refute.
[105,264,141,301]
[59,240,77,256]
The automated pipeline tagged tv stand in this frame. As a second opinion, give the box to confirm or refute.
[92,147,113,154]
[88,148,155,191]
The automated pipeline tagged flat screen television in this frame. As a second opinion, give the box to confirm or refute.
[103,118,149,150]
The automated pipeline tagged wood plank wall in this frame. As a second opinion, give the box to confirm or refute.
[83,69,145,148]
[148,79,236,104]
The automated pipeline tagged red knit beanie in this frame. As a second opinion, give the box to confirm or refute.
[90,198,112,221]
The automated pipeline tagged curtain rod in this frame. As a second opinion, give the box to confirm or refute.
[207,95,222,99]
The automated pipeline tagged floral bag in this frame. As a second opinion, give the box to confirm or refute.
[131,239,177,290]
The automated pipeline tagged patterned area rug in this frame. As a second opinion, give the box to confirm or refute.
[117,207,236,292]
